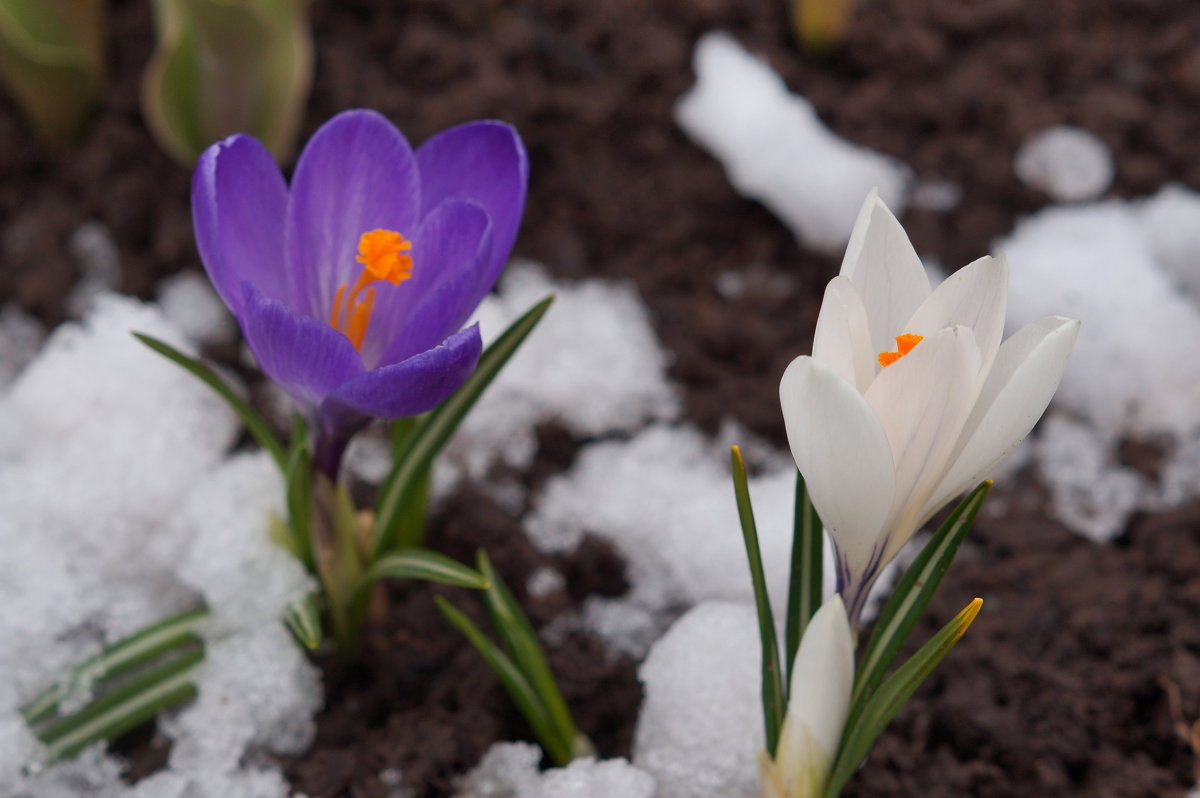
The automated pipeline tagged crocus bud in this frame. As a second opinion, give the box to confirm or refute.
[760,595,855,798]
[0,0,106,142]
[141,0,313,165]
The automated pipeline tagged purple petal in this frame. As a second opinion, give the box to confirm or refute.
[321,324,482,425]
[415,121,527,299]
[365,199,492,368]
[240,284,365,415]
[192,135,288,315]
[285,110,420,321]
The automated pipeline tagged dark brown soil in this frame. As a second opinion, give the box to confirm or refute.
[4,0,1200,796]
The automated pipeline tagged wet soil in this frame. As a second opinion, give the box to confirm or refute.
[3,0,1200,796]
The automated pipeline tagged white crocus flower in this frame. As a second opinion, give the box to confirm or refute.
[760,595,855,798]
[780,191,1079,625]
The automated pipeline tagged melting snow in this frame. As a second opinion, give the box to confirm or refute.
[0,296,319,797]
[633,602,762,798]
[435,262,680,491]
[675,31,910,255]
[1014,125,1114,203]
[455,743,656,798]
[999,188,1200,540]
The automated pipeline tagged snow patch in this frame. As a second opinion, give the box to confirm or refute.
[455,742,656,798]
[438,262,679,489]
[633,602,762,798]
[0,295,319,798]
[675,31,909,255]
[1014,125,1114,202]
[156,271,238,347]
[999,188,1200,539]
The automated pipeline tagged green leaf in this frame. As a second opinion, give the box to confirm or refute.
[825,598,982,798]
[785,468,824,687]
[284,426,314,570]
[23,607,207,729]
[283,595,322,650]
[0,0,105,142]
[476,551,579,756]
[731,445,785,757]
[356,549,490,595]
[850,482,990,716]
[142,0,313,164]
[371,295,554,559]
[133,332,287,472]
[36,644,204,765]
[435,596,571,766]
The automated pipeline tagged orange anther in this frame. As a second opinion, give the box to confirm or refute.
[329,228,414,352]
[877,333,924,368]
[356,229,413,285]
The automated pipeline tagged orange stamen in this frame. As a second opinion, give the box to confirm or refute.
[877,333,924,368]
[329,229,414,352]
[330,284,347,328]
[347,288,375,351]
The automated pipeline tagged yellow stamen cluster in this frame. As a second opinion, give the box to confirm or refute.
[330,229,414,351]
[877,333,923,368]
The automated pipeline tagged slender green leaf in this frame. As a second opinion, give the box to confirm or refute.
[356,549,490,596]
[731,445,785,756]
[435,596,571,766]
[134,332,287,471]
[371,295,554,559]
[36,645,204,765]
[284,595,322,650]
[390,415,419,459]
[23,608,207,728]
[785,468,824,687]
[825,599,982,798]
[851,482,990,715]
[284,430,314,570]
[391,463,431,550]
[476,551,578,751]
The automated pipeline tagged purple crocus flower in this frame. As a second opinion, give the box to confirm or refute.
[192,109,528,477]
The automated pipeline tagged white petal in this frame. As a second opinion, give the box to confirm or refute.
[862,326,981,560]
[780,356,895,576]
[903,253,1009,379]
[924,316,1080,516]
[840,190,931,355]
[776,596,854,798]
[811,276,875,393]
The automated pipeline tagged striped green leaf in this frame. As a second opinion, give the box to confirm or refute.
[731,445,785,756]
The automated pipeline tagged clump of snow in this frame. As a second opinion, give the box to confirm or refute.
[1002,199,1200,437]
[911,179,962,212]
[1138,182,1200,302]
[0,295,320,797]
[1014,125,1114,202]
[527,566,566,599]
[0,304,44,387]
[675,31,909,255]
[456,742,656,798]
[66,221,121,317]
[438,262,679,487]
[157,271,238,347]
[633,602,761,798]
[1034,417,1148,543]
[999,187,1200,539]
